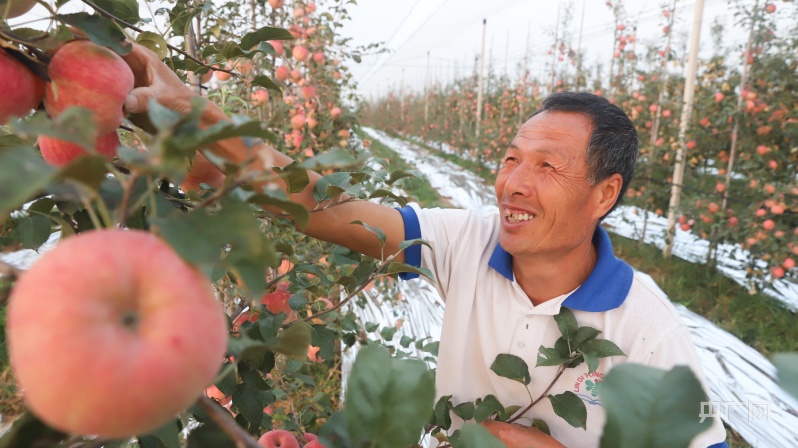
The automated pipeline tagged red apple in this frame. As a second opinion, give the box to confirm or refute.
[258,429,300,448]
[762,219,775,231]
[771,266,785,279]
[290,69,302,83]
[44,40,134,135]
[714,92,724,103]
[262,283,293,318]
[6,229,227,438]
[267,0,283,7]
[252,89,270,106]
[38,131,119,166]
[292,45,309,62]
[304,440,327,448]
[764,3,776,13]
[301,433,319,444]
[0,48,44,124]
[180,151,225,192]
[0,0,38,18]
[270,40,285,56]
[291,114,306,129]
[214,64,233,81]
[330,107,341,119]
[301,85,316,99]
[312,52,325,64]
[276,66,290,82]
[783,258,795,270]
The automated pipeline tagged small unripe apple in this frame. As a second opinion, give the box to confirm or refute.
[0,0,38,18]
[330,107,341,119]
[6,230,227,438]
[44,40,134,135]
[0,48,44,124]
[38,131,119,166]
[258,429,300,448]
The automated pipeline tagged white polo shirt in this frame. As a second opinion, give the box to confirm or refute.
[397,203,728,448]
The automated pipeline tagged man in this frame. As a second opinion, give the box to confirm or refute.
[122,43,727,447]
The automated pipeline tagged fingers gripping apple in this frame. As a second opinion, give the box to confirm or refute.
[6,230,228,438]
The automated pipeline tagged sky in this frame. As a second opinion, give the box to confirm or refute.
[8,0,795,100]
[338,0,795,99]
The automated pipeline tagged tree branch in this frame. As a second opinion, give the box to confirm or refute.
[506,365,567,424]
[197,395,261,448]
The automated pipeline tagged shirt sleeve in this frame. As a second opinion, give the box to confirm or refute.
[395,203,482,300]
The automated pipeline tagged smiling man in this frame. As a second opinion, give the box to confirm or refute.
[122,43,726,447]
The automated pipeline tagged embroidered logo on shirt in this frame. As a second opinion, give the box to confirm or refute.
[573,370,605,406]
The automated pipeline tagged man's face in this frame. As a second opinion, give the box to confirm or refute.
[494,111,606,260]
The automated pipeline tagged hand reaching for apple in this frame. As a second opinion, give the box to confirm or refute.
[481,420,567,448]
[121,42,197,118]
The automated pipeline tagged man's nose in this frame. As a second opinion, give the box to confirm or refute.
[504,164,534,197]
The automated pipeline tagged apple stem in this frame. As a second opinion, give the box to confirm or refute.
[198,395,261,448]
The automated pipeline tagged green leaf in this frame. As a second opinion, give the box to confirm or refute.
[151,199,276,297]
[548,391,587,430]
[27,198,55,215]
[14,215,51,250]
[272,321,311,358]
[571,326,601,349]
[311,325,337,362]
[314,172,354,202]
[773,353,798,400]
[139,419,180,448]
[296,148,359,170]
[387,169,421,185]
[554,307,578,348]
[240,26,295,50]
[473,395,504,423]
[56,13,132,55]
[536,346,571,367]
[137,31,169,59]
[368,189,407,207]
[450,423,505,448]
[433,395,453,430]
[273,163,310,194]
[599,364,712,448]
[91,0,141,24]
[0,411,68,448]
[349,220,386,248]
[57,154,109,190]
[398,238,431,251]
[490,353,531,385]
[232,381,265,429]
[531,418,551,435]
[251,75,282,94]
[344,345,435,448]
[452,402,475,421]
[385,262,434,280]
[249,190,310,230]
[0,148,55,215]
[579,339,625,362]
[14,108,97,150]
[185,421,236,448]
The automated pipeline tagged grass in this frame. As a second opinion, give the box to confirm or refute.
[357,128,451,209]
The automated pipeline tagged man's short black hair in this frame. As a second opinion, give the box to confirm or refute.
[531,91,639,218]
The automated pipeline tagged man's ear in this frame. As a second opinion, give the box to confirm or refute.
[593,173,623,219]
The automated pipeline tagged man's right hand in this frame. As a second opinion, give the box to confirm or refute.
[122,42,197,118]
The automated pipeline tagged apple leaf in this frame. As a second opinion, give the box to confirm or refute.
[56,13,131,55]
[185,421,236,448]
[599,364,712,448]
[490,353,532,385]
[548,391,587,430]
[240,26,295,50]
[296,148,360,170]
[136,31,169,60]
[0,147,55,216]
[554,307,579,348]
[272,321,312,359]
[12,215,51,250]
[385,262,434,280]
[343,345,435,448]
[90,0,141,25]
[0,412,67,448]
[369,188,408,207]
[450,423,505,448]
[473,395,505,422]
[773,353,798,399]
[13,108,97,150]
[251,75,282,94]
[387,169,421,185]
[139,419,180,448]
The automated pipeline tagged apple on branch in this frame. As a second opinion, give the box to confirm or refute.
[258,429,300,448]
[44,40,134,135]
[38,131,119,166]
[6,229,228,438]
[0,48,44,124]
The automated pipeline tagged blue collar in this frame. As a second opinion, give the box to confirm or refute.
[488,226,633,312]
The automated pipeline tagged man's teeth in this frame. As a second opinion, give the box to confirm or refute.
[504,210,533,223]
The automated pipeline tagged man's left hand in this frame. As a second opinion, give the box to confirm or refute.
[481,420,567,448]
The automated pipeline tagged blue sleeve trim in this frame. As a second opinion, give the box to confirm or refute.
[708,441,728,448]
[397,205,422,280]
